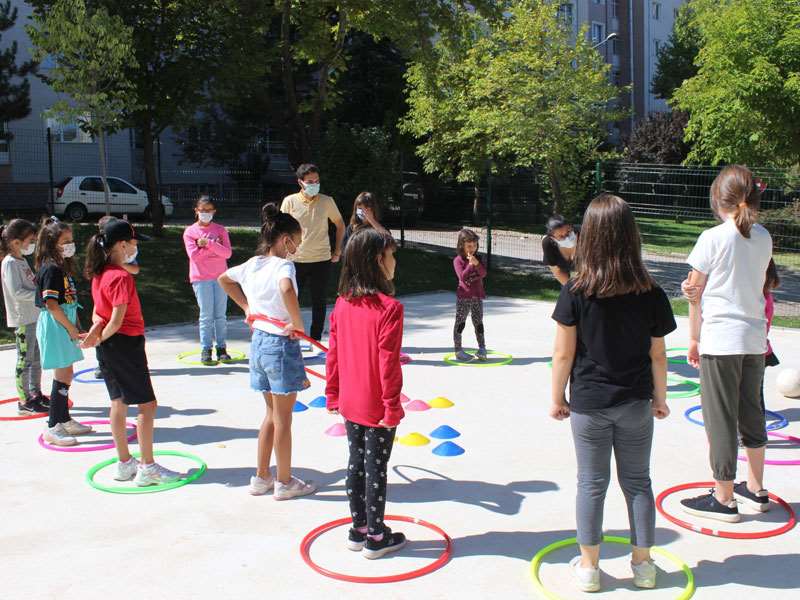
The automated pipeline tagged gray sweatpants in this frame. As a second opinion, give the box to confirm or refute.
[700,354,766,482]
[15,322,42,402]
[570,401,655,548]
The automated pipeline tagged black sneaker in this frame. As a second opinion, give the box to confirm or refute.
[347,528,367,552]
[18,399,48,415]
[216,346,232,362]
[33,394,49,409]
[93,368,104,379]
[200,348,215,365]
[363,527,407,560]
[680,489,740,523]
[733,481,770,512]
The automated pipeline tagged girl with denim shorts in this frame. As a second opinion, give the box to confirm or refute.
[219,203,315,500]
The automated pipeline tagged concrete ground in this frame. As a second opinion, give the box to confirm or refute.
[2,292,798,600]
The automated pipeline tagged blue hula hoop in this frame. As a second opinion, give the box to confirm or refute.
[684,405,788,431]
[73,367,105,385]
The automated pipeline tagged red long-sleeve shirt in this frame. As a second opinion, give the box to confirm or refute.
[325,293,405,428]
[453,254,487,299]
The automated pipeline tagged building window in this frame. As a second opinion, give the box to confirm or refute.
[557,3,573,25]
[593,0,605,5]
[591,22,605,44]
[46,116,93,143]
[612,37,621,55]
[610,0,619,18]
[612,70,622,86]
[654,39,662,55]
[0,123,9,165]
[652,2,661,20]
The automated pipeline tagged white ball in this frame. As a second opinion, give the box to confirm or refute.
[776,368,800,398]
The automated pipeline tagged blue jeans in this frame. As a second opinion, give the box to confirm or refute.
[192,280,228,350]
[249,330,307,394]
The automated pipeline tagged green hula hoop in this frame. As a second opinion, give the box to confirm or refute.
[176,349,246,365]
[530,535,695,600]
[666,347,690,365]
[443,350,513,367]
[86,450,207,494]
[667,374,701,399]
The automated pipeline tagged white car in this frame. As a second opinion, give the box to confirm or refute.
[53,176,174,222]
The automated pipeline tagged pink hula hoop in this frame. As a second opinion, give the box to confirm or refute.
[37,419,137,453]
[738,431,800,466]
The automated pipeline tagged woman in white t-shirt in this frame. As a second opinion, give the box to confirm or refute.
[680,165,772,523]
[218,203,316,501]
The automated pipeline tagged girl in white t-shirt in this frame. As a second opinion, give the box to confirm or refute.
[218,203,316,501]
[681,165,772,523]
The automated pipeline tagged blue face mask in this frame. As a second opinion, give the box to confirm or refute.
[303,182,320,197]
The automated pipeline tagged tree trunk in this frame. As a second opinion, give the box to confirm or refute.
[309,11,348,155]
[472,180,481,225]
[97,128,110,216]
[140,120,164,236]
[280,0,310,165]
[547,160,563,214]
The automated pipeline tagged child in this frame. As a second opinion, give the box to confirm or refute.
[550,194,674,592]
[343,191,388,249]
[681,165,772,522]
[326,228,406,559]
[81,219,180,485]
[453,228,487,361]
[218,203,316,500]
[35,217,92,446]
[1,219,48,414]
[183,195,232,364]
[93,216,140,380]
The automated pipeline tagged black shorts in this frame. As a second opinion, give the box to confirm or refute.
[100,334,155,405]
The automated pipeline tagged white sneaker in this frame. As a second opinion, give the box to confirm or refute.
[134,462,182,487]
[569,556,600,592]
[274,476,317,501]
[249,474,275,496]
[115,457,140,481]
[631,559,657,589]
[43,423,77,447]
[62,419,93,436]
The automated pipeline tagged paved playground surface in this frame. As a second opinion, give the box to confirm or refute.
[2,292,798,600]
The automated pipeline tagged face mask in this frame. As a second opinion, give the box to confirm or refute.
[303,182,320,197]
[555,231,576,249]
[61,242,76,258]
[125,246,138,264]
[198,212,214,224]
[22,243,35,256]
[356,208,366,220]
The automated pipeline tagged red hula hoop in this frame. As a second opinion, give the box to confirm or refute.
[246,314,329,353]
[0,397,71,422]
[738,431,800,466]
[656,481,796,539]
[300,515,452,583]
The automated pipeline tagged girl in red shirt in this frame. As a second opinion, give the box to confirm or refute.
[82,219,181,487]
[325,228,406,559]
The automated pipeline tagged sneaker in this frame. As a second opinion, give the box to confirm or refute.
[62,419,93,436]
[18,399,48,415]
[115,457,140,481]
[93,368,104,379]
[363,527,407,560]
[33,393,50,409]
[476,347,488,361]
[631,559,657,589]
[454,350,474,362]
[680,489,740,523]
[249,474,275,496]
[733,481,770,512]
[347,528,367,552]
[200,347,215,365]
[274,476,317,501]
[134,462,182,487]
[569,556,601,592]
[43,423,77,447]
[216,346,232,362]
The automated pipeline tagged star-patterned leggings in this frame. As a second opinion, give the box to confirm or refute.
[345,420,397,535]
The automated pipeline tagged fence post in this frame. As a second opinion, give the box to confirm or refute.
[486,171,493,270]
[46,127,55,215]
[156,135,162,208]
[594,159,602,194]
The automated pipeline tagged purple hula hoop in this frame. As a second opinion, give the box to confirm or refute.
[738,431,800,466]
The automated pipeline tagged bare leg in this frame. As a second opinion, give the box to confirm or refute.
[714,480,734,504]
[137,400,157,464]
[632,546,652,564]
[54,366,73,385]
[579,544,600,569]
[110,399,131,462]
[746,446,766,491]
[256,393,275,479]
[272,392,296,484]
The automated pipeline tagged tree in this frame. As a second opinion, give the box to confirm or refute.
[402,0,622,217]
[673,0,800,167]
[651,2,700,102]
[0,1,34,130]
[625,111,690,164]
[28,0,138,215]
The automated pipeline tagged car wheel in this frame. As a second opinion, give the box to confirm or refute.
[64,202,88,222]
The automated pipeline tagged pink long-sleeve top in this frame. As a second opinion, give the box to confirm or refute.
[453,254,487,299]
[325,293,405,428]
[183,222,232,282]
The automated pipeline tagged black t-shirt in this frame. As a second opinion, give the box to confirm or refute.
[551,283,677,412]
[35,261,78,308]
[542,235,574,275]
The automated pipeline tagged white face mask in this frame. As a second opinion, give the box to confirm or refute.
[125,246,138,264]
[356,208,366,220]
[198,212,214,224]
[302,182,320,197]
[22,242,35,256]
[555,231,576,249]
[61,242,76,258]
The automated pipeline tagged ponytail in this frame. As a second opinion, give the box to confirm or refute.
[258,203,301,254]
[710,165,761,239]
[0,219,36,259]
[35,216,74,274]
[84,233,111,279]
[734,202,758,239]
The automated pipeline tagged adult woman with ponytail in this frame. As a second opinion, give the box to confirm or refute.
[680,165,773,522]
[218,203,317,500]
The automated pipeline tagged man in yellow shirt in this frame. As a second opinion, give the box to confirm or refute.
[280,163,345,342]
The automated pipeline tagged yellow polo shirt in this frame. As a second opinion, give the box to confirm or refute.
[280,192,343,263]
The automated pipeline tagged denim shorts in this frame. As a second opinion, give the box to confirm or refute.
[249,329,307,395]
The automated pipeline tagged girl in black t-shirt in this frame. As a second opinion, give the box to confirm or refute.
[550,195,675,593]
[541,214,576,285]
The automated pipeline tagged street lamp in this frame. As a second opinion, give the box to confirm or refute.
[591,32,618,50]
